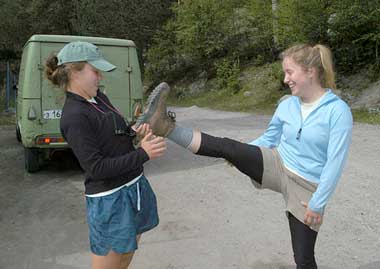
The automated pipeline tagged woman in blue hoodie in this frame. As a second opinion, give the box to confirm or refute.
[138,44,352,268]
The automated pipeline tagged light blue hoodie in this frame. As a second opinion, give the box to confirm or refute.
[249,90,352,213]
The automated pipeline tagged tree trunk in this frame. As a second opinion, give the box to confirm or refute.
[272,0,279,48]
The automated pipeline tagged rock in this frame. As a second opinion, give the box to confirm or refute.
[188,78,207,96]
[351,80,380,110]
[243,91,252,97]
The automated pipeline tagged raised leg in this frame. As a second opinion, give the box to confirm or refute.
[196,133,263,184]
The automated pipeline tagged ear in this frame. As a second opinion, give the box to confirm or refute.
[69,69,80,81]
[306,67,317,79]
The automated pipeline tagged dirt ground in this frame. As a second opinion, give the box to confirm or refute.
[0,106,379,269]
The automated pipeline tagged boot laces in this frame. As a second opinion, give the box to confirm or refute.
[167,111,176,122]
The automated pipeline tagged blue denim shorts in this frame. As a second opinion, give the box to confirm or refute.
[86,175,159,255]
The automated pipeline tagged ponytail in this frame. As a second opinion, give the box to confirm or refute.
[313,44,336,90]
[45,54,64,87]
[45,54,86,90]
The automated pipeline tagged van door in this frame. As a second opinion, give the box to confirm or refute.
[39,42,67,137]
[97,45,131,120]
[128,47,143,121]
[39,42,135,135]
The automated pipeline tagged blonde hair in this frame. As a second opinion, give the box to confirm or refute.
[280,44,336,90]
[45,54,86,90]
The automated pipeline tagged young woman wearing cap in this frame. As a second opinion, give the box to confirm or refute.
[45,41,167,269]
[138,44,352,268]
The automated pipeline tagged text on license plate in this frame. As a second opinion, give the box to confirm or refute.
[43,109,62,119]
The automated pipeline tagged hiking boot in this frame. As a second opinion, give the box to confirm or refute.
[135,82,176,137]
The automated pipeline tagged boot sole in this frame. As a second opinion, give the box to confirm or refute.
[135,82,170,127]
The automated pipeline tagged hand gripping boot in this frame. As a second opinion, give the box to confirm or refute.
[135,82,176,137]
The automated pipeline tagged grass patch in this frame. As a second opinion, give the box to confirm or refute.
[0,113,15,126]
[352,109,380,125]
[168,62,285,115]
[0,86,17,125]
[170,95,380,125]
[168,89,280,114]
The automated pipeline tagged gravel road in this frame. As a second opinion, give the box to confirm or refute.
[0,106,379,269]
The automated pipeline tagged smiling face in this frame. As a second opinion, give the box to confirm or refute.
[282,56,313,98]
[69,63,103,99]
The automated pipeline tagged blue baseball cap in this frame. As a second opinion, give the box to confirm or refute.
[57,41,116,72]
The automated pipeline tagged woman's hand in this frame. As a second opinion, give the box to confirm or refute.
[301,201,323,227]
[132,123,152,144]
[133,123,151,138]
[140,131,166,160]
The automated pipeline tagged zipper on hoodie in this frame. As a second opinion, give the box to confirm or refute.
[296,127,302,140]
[296,90,332,141]
[297,111,303,141]
[296,98,304,141]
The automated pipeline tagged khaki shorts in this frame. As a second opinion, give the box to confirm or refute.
[252,147,322,232]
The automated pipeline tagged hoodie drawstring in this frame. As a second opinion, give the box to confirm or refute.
[136,182,141,211]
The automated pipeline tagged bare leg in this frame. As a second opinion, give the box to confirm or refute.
[92,251,124,269]
[91,235,141,269]
[120,235,141,269]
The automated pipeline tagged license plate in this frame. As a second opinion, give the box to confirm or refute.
[43,109,62,119]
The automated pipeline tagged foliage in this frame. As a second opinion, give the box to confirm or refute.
[244,0,276,60]
[352,109,380,125]
[327,0,380,72]
[144,20,192,85]
[0,0,175,63]
[74,0,174,62]
[145,0,276,86]
[215,56,240,94]
[0,88,15,125]
[1,0,380,114]
[169,62,283,114]
[276,0,331,48]
[0,114,14,125]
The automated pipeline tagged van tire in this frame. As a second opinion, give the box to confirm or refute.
[16,123,21,142]
[25,148,40,173]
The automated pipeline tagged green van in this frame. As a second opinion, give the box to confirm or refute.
[16,35,144,172]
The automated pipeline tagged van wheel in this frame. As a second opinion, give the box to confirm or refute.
[16,123,21,142]
[25,148,40,173]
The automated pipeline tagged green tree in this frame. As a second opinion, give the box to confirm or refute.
[276,0,332,48]
[0,0,175,65]
[0,0,33,53]
[245,0,276,60]
[146,0,273,84]
[75,0,174,58]
[328,0,380,72]
[144,20,188,85]
[173,0,237,67]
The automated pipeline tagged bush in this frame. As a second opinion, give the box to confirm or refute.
[145,0,380,99]
[276,0,330,48]
[145,0,277,83]
[327,1,380,72]
[215,57,240,94]
[144,21,194,86]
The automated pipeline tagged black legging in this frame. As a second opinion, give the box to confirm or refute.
[196,133,318,268]
[197,133,264,184]
[289,213,318,268]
